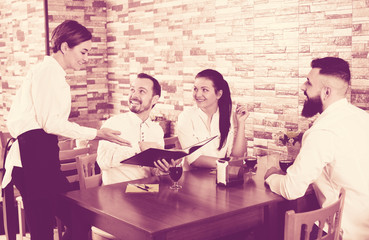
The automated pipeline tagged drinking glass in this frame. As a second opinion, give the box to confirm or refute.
[279,159,294,173]
[169,160,183,190]
[244,156,257,175]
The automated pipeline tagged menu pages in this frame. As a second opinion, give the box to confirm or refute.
[120,135,217,167]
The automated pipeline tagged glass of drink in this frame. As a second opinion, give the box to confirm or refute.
[169,160,183,190]
[279,159,294,173]
[244,156,257,175]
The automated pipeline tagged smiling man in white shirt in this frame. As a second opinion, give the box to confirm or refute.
[97,73,167,184]
[264,57,369,240]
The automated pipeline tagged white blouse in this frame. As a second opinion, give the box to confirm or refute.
[3,56,96,188]
[177,106,234,170]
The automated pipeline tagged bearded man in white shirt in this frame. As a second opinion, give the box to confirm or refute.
[264,57,369,240]
[97,73,168,185]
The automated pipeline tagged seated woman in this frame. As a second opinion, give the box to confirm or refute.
[177,69,249,170]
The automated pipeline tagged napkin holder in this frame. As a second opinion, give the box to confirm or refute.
[216,158,244,186]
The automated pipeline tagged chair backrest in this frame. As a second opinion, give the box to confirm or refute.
[76,153,102,190]
[0,131,12,147]
[164,136,182,149]
[59,138,98,153]
[1,131,13,169]
[58,139,76,150]
[284,188,346,240]
[87,139,99,154]
[59,146,90,190]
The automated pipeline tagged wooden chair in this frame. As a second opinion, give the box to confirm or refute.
[76,153,116,240]
[87,139,99,154]
[0,131,12,168]
[1,131,18,240]
[59,146,91,189]
[57,146,91,239]
[164,136,181,149]
[76,153,102,190]
[284,188,345,240]
[58,138,76,150]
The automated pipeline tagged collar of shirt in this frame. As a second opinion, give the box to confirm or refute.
[195,107,220,134]
[313,98,348,126]
[127,111,152,128]
[44,55,66,79]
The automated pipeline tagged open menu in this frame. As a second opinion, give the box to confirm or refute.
[120,135,217,167]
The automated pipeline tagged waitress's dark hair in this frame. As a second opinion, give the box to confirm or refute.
[50,20,92,53]
[196,69,232,150]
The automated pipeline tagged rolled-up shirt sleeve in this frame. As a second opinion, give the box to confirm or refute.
[266,129,335,200]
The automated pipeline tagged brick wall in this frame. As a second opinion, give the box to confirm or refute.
[47,0,109,128]
[105,0,369,154]
[0,0,45,130]
[1,0,368,155]
[0,0,109,131]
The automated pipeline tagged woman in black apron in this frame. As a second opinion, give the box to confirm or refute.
[4,20,130,240]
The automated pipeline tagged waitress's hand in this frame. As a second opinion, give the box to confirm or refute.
[96,128,132,146]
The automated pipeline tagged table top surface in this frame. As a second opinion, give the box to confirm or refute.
[63,155,285,235]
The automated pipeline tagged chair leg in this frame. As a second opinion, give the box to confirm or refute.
[56,217,64,240]
[16,197,26,237]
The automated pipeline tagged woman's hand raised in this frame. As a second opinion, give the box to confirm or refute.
[235,104,250,124]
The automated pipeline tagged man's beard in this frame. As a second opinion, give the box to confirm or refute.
[129,98,151,114]
[301,93,323,118]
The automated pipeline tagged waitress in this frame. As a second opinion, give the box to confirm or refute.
[2,20,130,239]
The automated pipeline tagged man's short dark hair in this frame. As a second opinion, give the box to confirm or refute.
[137,73,161,97]
[311,57,351,85]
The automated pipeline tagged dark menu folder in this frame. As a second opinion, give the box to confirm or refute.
[120,135,217,167]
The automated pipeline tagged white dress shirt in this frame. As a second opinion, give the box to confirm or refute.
[97,112,164,185]
[266,99,369,240]
[177,106,234,170]
[2,56,97,188]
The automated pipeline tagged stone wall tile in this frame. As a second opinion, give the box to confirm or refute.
[1,0,369,155]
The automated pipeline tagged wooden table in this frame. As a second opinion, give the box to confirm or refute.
[61,155,317,240]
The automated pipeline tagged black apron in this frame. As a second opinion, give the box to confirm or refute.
[16,129,70,200]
